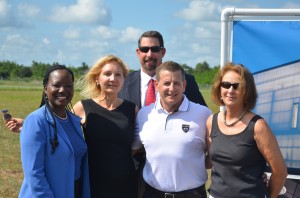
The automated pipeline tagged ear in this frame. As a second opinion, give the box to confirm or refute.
[155,79,159,89]
[183,80,187,92]
[43,86,47,96]
[161,48,166,57]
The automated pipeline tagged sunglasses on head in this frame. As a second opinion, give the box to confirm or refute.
[220,82,239,90]
[139,46,162,53]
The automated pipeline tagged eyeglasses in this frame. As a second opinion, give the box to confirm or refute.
[220,82,239,90]
[139,46,162,53]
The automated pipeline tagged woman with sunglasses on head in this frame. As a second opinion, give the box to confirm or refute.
[19,65,90,198]
[206,62,287,198]
[73,55,139,198]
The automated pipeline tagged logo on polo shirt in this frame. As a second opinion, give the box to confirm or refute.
[182,124,190,133]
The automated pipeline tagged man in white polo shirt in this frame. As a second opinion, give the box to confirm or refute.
[134,61,212,198]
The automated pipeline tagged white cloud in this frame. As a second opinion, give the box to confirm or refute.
[18,3,40,17]
[175,0,221,21]
[0,0,36,27]
[0,0,10,17]
[50,0,111,25]
[91,25,117,39]
[56,49,64,64]
[63,28,80,39]
[6,34,29,45]
[119,27,142,43]
[43,37,50,45]
[0,0,16,27]
[90,26,141,43]
[282,2,300,8]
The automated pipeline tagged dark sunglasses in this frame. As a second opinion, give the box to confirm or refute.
[220,82,239,90]
[139,46,162,53]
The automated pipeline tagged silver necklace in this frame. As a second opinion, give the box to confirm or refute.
[53,111,68,120]
[223,110,246,127]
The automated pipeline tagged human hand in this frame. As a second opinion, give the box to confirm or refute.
[262,172,269,187]
[5,118,23,133]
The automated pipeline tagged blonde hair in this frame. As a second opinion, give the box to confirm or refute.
[76,55,129,99]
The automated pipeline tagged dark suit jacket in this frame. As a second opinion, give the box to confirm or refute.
[119,70,207,108]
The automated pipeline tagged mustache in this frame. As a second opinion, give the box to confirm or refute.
[145,57,157,62]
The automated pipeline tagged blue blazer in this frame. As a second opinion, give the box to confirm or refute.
[119,70,207,108]
[19,106,90,198]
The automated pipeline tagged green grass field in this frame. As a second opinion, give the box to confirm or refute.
[0,81,218,197]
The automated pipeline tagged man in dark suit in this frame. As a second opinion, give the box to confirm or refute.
[119,30,208,198]
[119,30,207,108]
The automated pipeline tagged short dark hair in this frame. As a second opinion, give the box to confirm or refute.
[138,30,164,47]
[43,64,74,87]
[156,61,185,82]
[211,62,257,111]
[40,64,74,108]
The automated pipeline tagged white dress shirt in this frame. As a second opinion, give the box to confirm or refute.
[140,70,156,107]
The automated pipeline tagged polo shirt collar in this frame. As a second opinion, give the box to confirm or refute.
[155,95,189,113]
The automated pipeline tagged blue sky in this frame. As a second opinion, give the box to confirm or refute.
[1,0,300,70]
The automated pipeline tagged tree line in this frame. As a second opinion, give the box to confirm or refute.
[0,60,219,85]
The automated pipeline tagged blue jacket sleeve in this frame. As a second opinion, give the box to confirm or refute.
[20,113,54,198]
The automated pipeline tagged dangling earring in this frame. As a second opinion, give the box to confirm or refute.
[96,82,99,86]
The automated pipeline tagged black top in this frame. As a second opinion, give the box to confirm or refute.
[82,99,137,198]
[209,114,268,198]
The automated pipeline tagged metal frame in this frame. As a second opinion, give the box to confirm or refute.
[220,8,300,67]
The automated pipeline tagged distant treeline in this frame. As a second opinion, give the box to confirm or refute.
[0,60,219,85]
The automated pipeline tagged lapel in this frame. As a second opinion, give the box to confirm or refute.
[134,70,142,108]
[121,70,142,108]
[45,108,73,151]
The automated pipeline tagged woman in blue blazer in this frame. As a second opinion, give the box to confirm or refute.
[19,65,90,198]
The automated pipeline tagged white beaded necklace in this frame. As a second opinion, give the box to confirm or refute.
[53,111,68,120]
[223,110,246,127]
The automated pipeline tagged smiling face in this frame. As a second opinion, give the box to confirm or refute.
[136,37,166,77]
[155,70,186,113]
[96,61,124,95]
[221,70,243,109]
[44,69,74,112]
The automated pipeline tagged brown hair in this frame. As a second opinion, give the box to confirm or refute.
[211,62,257,111]
[156,61,185,82]
[138,30,164,48]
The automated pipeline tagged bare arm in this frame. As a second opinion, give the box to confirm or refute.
[254,119,287,198]
[72,101,85,124]
[132,105,144,155]
[205,114,213,169]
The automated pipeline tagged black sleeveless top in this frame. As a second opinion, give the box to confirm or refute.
[82,99,137,198]
[209,113,268,198]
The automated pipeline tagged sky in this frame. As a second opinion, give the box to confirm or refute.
[1,0,300,70]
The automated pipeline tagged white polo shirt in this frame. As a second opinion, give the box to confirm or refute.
[135,95,212,192]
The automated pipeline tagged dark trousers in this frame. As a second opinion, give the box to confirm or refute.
[143,183,207,198]
[74,179,80,198]
[134,152,146,198]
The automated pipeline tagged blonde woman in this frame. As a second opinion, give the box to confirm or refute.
[73,55,139,198]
